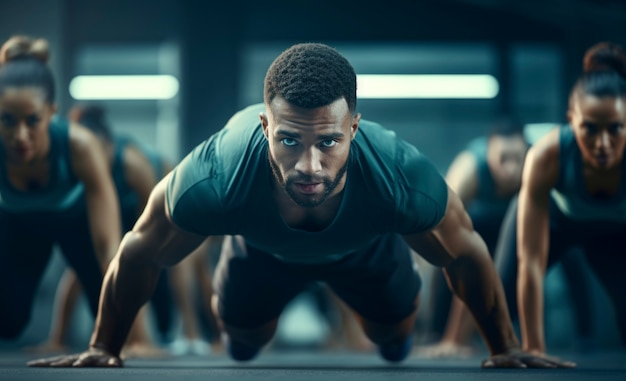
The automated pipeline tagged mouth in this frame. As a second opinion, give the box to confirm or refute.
[293,182,322,194]
[596,154,609,166]
[12,145,30,156]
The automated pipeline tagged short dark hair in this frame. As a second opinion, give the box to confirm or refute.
[264,43,357,113]
[488,115,525,139]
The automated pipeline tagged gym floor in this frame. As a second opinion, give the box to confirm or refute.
[2,349,625,381]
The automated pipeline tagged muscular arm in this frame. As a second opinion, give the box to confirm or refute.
[516,130,559,354]
[91,174,207,356]
[403,187,518,356]
[70,125,121,268]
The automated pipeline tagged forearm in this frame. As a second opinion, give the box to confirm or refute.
[444,249,519,355]
[89,234,161,356]
[517,261,546,353]
[86,192,121,271]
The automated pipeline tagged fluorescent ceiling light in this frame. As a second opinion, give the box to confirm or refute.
[69,75,179,100]
[357,74,499,99]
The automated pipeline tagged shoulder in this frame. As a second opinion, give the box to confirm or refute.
[466,136,488,157]
[165,105,267,229]
[123,144,155,176]
[523,126,560,191]
[445,150,478,202]
[67,121,103,160]
[355,118,446,194]
[354,120,448,232]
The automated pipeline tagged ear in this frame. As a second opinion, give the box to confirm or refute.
[260,112,269,139]
[350,113,361,140]
[566,108,574,127]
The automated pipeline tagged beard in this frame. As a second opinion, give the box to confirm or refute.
[269,153,349,208]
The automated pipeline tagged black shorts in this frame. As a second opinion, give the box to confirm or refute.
[213,234,422,328]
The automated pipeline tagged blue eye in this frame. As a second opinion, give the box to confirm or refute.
[583,123,598,134]
[609,124,623,134]
[0,113,17,128]
[281,138,297,146]
[321,139,336,148]
[25,115,41,127]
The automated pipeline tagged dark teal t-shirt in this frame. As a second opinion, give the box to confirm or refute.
[167,104,448,263]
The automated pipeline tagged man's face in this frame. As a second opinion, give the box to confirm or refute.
[262,96,359,208]
[487,134,528,195]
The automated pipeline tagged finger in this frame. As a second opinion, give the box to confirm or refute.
[544,355,576,368]
[27,355,63,367]
[522,356,557,369]
[482,356,527,368]
[26,356,61,367]
[49,356,81,367]
[550,359,576,368]
[95,356,123,367]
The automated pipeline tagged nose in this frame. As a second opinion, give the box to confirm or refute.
[13,123,29,143]
[596,131,610,151]
[295,146,322,175]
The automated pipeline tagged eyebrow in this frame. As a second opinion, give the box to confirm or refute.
[275,130,345,140]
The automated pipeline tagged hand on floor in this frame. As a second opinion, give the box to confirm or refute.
[27,347,122,367]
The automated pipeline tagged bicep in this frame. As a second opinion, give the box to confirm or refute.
[130,173,207,267]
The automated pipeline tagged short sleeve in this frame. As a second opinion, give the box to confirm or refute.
[165,140,222,235]
[394,142,448,234]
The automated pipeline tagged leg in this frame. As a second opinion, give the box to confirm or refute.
[212,235,309,361]
[559,247,595,350]
[580,232,626,346]
[25,268,80,353]
[148,269,175,343]
[325,287,373,351]
[194,236,223,347]
[325,234,421,362]
[54,216,103,317]
[426,269,452,340]
[0,212,55,339]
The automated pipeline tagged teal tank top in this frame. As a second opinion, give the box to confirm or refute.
[550,125,626,222]
[0,117,84,213]
[166,104,448,264]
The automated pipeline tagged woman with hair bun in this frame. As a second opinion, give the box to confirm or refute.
[495,41,626,356]
[0,36,121,339]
